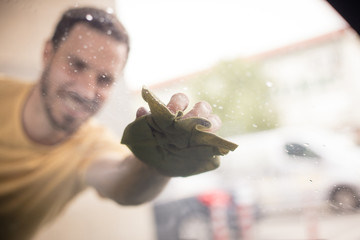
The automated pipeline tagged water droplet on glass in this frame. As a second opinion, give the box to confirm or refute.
[86,14,93,21]
[106,8,114,14]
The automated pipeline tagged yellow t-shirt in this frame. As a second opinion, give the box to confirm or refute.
[0,76,130,240]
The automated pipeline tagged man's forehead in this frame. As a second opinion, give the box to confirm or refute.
[60,23,128,69]
[65,23,117,49]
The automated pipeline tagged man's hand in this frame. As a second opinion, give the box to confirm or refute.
[136,93,222,132]
[121,87,238,177]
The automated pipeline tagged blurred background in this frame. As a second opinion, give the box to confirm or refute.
[1,0,360,239]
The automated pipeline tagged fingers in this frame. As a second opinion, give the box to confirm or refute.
[206,114,222,132]
[138,93,222,132]
[167,93,189,114]
[136,107,150,118]
[183,101,212,118]
[184,101,222,132]
[137,93,189,118]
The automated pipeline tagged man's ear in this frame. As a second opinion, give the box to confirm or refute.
[43,40,54,66]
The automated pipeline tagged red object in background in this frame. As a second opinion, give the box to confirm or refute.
[237,204,254,240]
[198,190,232,240]
[197,190,231,207]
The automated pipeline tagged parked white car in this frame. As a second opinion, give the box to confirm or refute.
[153,126,360,239]
[157,126,360,217]
[220,126,360,215]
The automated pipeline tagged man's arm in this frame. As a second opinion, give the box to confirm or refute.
[85,154,170,205]
[85,92,222,205]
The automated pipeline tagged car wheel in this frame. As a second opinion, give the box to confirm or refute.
[177,213,213,240]
[329,185,359,213]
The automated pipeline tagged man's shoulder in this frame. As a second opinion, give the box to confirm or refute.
[0,74,33,97]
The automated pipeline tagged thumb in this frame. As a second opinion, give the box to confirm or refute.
[136,107,150,118]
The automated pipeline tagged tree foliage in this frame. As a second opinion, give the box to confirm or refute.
[187,59,278,137]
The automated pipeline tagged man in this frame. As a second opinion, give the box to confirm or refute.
[0,7,234,240]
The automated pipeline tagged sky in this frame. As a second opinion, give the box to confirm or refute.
[115,0,347,90]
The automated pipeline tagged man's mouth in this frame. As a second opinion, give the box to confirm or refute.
[61,91,100,116]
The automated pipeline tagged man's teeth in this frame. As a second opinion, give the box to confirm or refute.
[64,97,80,110]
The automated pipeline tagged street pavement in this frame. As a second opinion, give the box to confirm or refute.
[250,209,360,240]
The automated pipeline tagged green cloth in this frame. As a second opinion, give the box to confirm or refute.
[121,87,238,177]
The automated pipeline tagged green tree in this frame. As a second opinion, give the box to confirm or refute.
[188,59,278,137]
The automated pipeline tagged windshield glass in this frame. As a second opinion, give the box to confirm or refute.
[1,1,360,240]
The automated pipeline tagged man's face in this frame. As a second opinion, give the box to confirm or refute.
[40,23,128,134]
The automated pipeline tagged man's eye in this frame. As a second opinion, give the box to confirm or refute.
[73,61,86,70]
[69,60,86,72]
[98,74,113,86]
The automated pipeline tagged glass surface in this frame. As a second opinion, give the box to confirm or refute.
[118,1,360,240]
[2,0,360,240]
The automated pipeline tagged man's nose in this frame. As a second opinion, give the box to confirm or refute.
[76,72,99,101]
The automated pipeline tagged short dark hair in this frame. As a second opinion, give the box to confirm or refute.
[51,7,130,53]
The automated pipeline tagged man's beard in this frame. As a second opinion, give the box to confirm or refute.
[40,65,101,134]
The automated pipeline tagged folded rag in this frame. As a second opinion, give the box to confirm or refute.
[121,87,238,177]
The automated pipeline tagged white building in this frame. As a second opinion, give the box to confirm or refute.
[144,27,360,132]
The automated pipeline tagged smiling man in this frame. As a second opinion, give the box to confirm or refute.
[24,22,129,143]
[0,7,236,240]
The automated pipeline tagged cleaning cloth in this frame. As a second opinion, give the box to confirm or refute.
[121,87,238,177]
